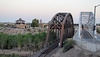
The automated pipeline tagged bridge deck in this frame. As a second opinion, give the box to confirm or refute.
[81,30,100,44]
[82,30,93,38]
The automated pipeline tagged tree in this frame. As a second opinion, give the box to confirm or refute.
[31,18,39,27]
[0,33,8,50]
[7,35,13,49]
[0,32,47,51]
[16,34,23,51]
[49,31,57,42]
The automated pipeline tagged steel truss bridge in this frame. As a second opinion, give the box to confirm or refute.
[73,12,100,52]
[45,13,74,48]
[33,13,74,57]
[33,12,98,57]
[79,12,96,39]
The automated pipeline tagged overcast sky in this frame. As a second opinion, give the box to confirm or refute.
[0,0,100,23]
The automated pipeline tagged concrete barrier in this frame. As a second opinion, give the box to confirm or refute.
[73,31,100,52]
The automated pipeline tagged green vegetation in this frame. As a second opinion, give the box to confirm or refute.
[27,28,31,31]
[63,39,75,52]
[0,23,4,27]
[97,28,100,34]
[0,54,21,57]
[46,31,57,45]
[49,31,57,42]
[31,18,39,27]
[0,32,46,51]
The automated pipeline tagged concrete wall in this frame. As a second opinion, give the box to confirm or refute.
[73,31,100,52]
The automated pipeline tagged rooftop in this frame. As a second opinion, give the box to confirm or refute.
[16,18,25,22]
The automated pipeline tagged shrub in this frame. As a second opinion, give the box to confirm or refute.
[97,28,100,34]
[27,29,31,31]
[11,53,20,57]
[49,31,57,43]
[0,32,47,51]
[63,39,75,52]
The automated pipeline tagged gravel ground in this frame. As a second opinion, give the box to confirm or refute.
[51,45,100,57]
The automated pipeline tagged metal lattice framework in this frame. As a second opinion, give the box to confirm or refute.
[45,13,74,47]
[79,12,95,38]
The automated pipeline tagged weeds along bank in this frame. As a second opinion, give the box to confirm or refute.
[0,32,47,52]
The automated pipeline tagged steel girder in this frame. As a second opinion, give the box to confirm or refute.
[46,13,74,48]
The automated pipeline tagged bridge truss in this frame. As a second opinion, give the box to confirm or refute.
[79,12,96,38]
[45,13,74,47]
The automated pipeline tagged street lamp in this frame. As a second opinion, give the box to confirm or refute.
[94,4,100,38]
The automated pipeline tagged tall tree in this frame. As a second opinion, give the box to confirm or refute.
[31,18,39,27]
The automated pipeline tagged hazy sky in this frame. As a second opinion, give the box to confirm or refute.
[0,0,100,23]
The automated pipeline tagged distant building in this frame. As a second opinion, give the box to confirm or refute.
[40,19,42,23]
[38,19,48,28]
[16,18,25,24]
[38,23,48,28]
[16,18,30,29]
